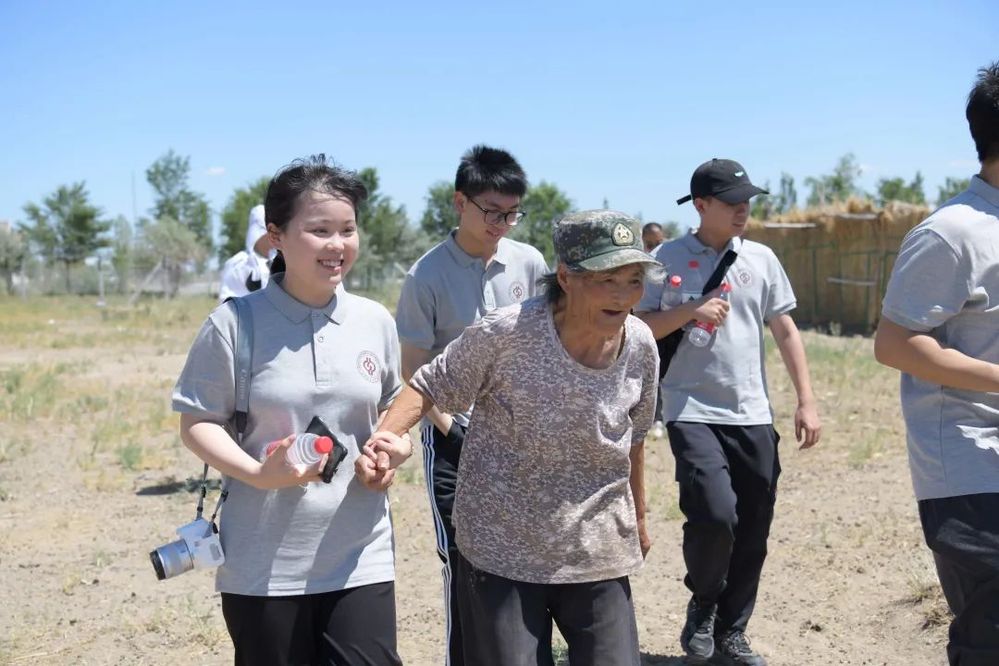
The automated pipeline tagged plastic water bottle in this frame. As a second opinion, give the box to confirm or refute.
[688,283,732,348]
[265,433,333,466]
[662,274,683,308]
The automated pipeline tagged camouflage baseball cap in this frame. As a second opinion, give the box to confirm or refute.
[553,210,662,271]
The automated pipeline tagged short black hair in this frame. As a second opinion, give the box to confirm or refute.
[265,154,368,233]
[967,61,999,163]
[642,222,663,235]
[454,145,528,198]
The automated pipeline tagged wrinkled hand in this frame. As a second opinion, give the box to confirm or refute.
[354,431,412,491]
[638,517,652,559]
[254,434,325,489]
[795,401,822,449]
[365,431,413,469]
[691,287,731,326]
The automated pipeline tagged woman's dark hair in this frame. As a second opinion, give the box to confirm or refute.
[967,61,999,163]
[264,154,368,274]
[455,145,528,198]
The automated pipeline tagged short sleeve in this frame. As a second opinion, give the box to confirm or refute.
[763,254,796,322]
[882,229,969,332]
[629,328,660,444]
[395,274,436,350]
[410,315,498,415]
[172,315,236,424]
[379,318,404,412]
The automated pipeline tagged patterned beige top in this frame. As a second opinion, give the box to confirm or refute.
[411,296,659,584]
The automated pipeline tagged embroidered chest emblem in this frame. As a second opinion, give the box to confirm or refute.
[509,281,526,302]
[356,351,380,383]
[736,268,753,287]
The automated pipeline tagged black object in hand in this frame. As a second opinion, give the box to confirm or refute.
[304,415,348,483]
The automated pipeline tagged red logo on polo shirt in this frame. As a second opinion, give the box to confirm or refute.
[509,281,526,302]
[689,260,700,269]
[356,351,380,383]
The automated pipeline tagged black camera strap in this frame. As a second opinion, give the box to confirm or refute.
[195,296,252,522]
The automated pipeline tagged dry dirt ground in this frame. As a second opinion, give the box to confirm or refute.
[0,295,950,665]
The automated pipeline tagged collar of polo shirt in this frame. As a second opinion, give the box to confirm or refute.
[970,175,999,207]
[681,230,743,256]
[263,275,347,325]
[444,229,513,267]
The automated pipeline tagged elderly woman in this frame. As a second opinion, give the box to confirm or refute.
[358,210,662,666]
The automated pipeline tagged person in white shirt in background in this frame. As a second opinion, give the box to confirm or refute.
[218,204,273,301]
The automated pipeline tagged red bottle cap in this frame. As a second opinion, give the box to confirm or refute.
[669,275,682,287]
[722,282,732,293]
[314,436,333,454]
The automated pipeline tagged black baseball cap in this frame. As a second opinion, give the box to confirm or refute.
[676,158,768,205]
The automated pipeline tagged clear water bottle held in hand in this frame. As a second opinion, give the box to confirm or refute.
[265,433,333,466]
[688,282,732,348]
[663,274,683,308]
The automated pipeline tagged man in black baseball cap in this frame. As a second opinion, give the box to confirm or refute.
[636,159,821,665]
[676,158,769,205]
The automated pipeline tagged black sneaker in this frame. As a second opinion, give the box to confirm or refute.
[679,596,716,662]
[715,629,767,666]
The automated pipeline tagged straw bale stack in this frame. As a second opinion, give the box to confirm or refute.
[743,199,930,333]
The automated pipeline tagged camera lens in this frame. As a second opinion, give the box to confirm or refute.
[149,538,194,580]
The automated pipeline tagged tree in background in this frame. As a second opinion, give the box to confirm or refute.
[776,173,798,213]
[219,177,270,263]
[135,218,209,298]
[751,173,798,220]
[661,221,682,239]
[146,149,213,251]
[0,224,26,295]
[110,215,133,294]
[420,181,459,240]
[805,154,864,206]
[513,181,573,264]
[20,182,110,292]
[750,181,774,220]
[937,177,970,205]
[352,168,431,281]
[876,172,926,206]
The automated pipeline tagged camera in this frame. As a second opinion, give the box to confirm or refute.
[149,517,225,581]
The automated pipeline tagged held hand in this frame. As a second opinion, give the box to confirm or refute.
[692,288,731,326]
[795,401,822,449]
[364,431,413,470]
[354,453,396,491]
[254,434,325,489]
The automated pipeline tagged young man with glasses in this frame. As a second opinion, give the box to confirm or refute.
[395,144,548,665]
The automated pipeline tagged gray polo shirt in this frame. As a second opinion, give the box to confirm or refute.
[396,230,548,425]
[881,175,999,501]
[172,276,402,596]
[638,233,796,425]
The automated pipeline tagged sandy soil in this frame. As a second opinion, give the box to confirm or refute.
[0,298,949,665]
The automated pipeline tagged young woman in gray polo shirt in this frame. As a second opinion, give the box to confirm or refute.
[360,210,660,666]
[173,156,406,666]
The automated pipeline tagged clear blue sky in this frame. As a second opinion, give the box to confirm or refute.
[1,1,996,239]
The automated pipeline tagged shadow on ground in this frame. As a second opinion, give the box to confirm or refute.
[135,476,222,496]
[641,653,687,664]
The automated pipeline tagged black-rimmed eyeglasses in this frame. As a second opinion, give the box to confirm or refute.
[465,196,526,227]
